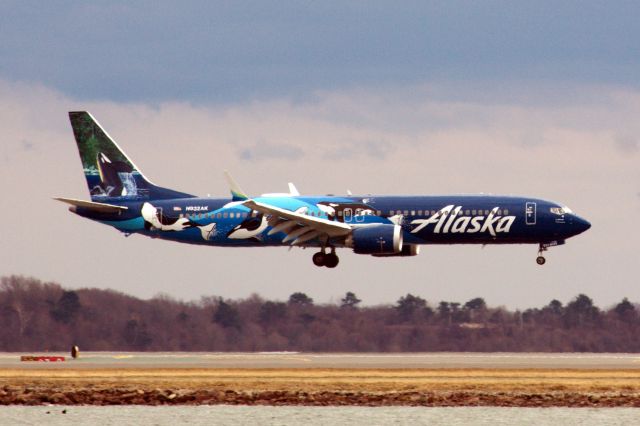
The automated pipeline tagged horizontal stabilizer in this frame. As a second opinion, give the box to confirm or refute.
[54,197,128,213]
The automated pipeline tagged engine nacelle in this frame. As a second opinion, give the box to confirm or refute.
[372,245,420,257]
[347,225,403,255]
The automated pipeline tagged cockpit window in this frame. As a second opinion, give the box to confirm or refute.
[550,206,573,215]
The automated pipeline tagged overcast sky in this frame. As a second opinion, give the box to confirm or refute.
[1,1,639,309]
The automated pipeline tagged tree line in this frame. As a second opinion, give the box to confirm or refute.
[1,275,639,352]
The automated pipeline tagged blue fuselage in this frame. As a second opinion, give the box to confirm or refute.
[72,194,591,248]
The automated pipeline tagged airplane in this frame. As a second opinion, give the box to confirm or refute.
[55,111,591,268]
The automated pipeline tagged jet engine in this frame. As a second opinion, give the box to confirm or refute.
[347,225,403,255]
[372,245,420,257]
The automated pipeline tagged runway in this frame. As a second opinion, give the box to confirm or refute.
[2,352,640,369]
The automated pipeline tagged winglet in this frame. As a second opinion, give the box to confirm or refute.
[288,182,300,196]
[224,170,249,201]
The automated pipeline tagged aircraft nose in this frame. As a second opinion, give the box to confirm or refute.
[572,215,591,235]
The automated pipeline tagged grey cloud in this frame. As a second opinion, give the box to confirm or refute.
[322,140,393,161]
[21,140,34,151]
[517,132,546,148]
[2,2,640,103]
[615,135,639,154]
[362,140,393,160]
[238,141,304,161]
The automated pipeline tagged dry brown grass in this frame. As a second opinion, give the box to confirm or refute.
[2,368,640,394]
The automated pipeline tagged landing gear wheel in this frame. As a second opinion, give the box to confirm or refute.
[312,252,326,267]
[324,253,339,268]
[536,244,548,266]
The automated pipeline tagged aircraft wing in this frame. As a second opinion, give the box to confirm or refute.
[54,197,129,214]
[242,199,351,244]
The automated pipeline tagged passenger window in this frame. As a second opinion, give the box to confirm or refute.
[376,210,381,216]
[223,212,228,218]
[504,209,509,215]
[465,210,470,215]
[216,213,221,219]
[337,211,343,216]
[403,210,408,215]
[417,210,422,216]
[411,210,415,216]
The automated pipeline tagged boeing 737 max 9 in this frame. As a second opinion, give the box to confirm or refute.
[55,112,591,268]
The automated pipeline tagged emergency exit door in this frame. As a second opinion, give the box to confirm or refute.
[525,202,536,225]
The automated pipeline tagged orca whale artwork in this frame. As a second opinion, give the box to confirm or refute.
[56,112,591,268]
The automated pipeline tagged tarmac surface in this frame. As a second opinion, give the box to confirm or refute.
[3,352,640,369]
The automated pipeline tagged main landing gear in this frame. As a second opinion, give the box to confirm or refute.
[536,244,547,266]
[312,247,339,268]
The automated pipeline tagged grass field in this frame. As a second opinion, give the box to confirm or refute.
[1,368,640,406]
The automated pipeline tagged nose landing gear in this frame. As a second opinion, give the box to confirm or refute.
[312,247,339,268]
[536,244,547,265]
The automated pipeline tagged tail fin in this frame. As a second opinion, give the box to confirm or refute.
[68,111,192,201]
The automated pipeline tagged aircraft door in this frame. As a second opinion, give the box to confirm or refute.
[525,202,536,225]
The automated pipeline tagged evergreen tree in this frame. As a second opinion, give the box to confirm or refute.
[340,292,361,309]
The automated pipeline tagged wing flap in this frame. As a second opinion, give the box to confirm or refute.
[243,200,351,238]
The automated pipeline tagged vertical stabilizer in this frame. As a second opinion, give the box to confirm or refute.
[68,111,192,201]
